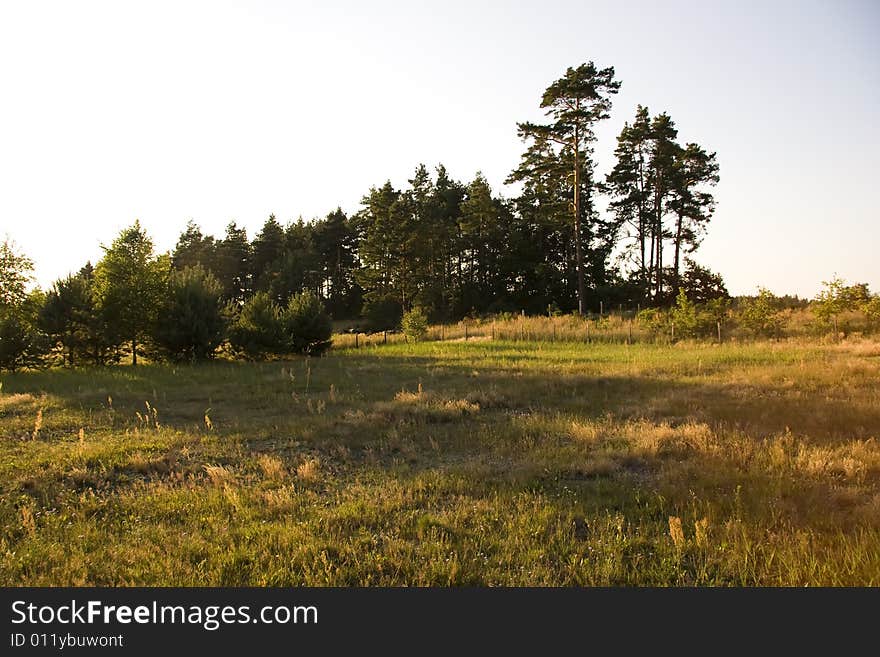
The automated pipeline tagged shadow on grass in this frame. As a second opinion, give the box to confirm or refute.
[2,344,880,584]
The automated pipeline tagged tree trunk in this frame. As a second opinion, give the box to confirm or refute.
[131,338,137,367]
[648,218,655,297]
[657,228,663,299]
[637,152,648,299]
[673,211,683,292]
[573,119,585,315]
[653,171,664,300]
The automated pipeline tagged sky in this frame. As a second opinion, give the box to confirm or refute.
[0,0,877,297]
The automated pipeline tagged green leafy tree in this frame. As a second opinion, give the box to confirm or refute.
[94,221,170,365]
[0,309,35,372]
[76,263,118,365]
[279,290,332,355]
[637,307,667,337]
[670,288,699,338]
[863,295,880,326]
[739,288,784,338]
[702,297,731,336]
[0,241,49,371]
[679,260,728,304]
[0,238,34,307]
[154,265,227,361]
[813,276,870,335]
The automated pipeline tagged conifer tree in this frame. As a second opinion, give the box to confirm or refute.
[94,221,169,366]
[509,62,621,314]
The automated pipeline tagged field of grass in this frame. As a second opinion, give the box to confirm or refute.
[1,337,879,585]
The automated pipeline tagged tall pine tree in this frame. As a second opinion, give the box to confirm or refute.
[509,62,621,314]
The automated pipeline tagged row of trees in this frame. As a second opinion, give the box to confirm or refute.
[0,227,333,371]
[144,62,722,329]
[2,229,878,371]
[0,60,769,370]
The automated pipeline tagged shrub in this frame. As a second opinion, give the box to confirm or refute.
[0,295,49,372]
[671,289,699,338]
[402,307,429,342]
[672,291,730,339]
[812,276,871,335]
[739,288,784,338]
[864,296,880,325]
[227,292,282,359]
[637,308,667,337]
[39,271,94,366]
[154,265,226,361]
[279,290,332,355]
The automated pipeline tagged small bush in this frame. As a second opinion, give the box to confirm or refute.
[738,288,784,338]
[401,307,429,342]
[671,289,698,338]
[637,308,667,337]
[672,290,729,339]
[279,290,332,355]
[0,296,49,372]
[227,292,282,359]
[864,296,880,326]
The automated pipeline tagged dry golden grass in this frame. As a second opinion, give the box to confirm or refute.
[204,464,236,487]
[296,458,321,482]
[257,454,287,481]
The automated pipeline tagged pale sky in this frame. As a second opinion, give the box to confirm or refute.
[1,0,877,297]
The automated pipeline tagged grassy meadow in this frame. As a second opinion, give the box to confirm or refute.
[1,335,879,585]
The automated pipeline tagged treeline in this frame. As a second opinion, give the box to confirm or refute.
[1,228,879,372]
[153,62,725,328]
[3,61,877,371]
[2,62,727,356]
[0,228,333,371]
